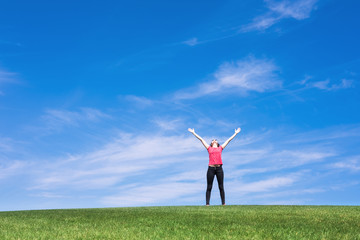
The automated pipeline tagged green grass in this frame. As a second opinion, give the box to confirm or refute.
[1,205,360,239]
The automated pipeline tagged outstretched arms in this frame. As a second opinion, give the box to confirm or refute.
[221,128,241,149]
[188,128,210,149]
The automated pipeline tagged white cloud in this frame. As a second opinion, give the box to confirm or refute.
[181,0,318,46]
[41,107,111,131]
[101,168,206,206]
[240,187,325,205]
[101,181,203,206]
[0,69,17,84]
[273,150,335,167]
[123,95,154,107]
[243,16,281,32]
[284,124,360,144]
[215,58,281,91]
[306,78,354,91]
[330,181,359,191]
[267,0,317,20]
[152,118,184,131]
[242,0,317,32]
[330,156,360,172]
[28,133,204,191]
[0,137,15,152]
[0,68,19,95]
[174,57,281,100]
[224,145,336,174]
[224,148,272,166]
[230,176,297,193]
[182,37,199,46]
[0,137,29,181]
[29,192,69,199]
[24,123,360,207]
[0,161,27,180]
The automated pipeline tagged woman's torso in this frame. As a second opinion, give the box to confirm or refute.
[207,146,223,165]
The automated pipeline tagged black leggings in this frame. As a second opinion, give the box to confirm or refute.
[206,165,225,205]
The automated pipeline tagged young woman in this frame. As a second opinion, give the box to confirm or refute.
[188,128,241,206]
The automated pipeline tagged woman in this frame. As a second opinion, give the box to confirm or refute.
[188,127,241,206]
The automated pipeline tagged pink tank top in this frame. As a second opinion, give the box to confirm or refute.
[207,146,223,165]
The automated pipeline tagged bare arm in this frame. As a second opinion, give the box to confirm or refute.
[188,128,210,149]
[221,128,241,149]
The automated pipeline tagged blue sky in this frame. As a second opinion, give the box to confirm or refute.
[1,0,359,211]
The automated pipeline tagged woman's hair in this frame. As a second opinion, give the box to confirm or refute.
[210,140,220,147]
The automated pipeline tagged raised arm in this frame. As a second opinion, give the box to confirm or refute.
[221,128,241,149]
[188,128,210,149]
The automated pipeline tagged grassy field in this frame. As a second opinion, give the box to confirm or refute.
[0,205,360,239]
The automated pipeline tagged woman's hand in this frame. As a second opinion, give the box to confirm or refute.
[222,128,241,149]
[188,128,209,149]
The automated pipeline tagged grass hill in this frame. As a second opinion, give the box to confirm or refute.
[1,205,359,239]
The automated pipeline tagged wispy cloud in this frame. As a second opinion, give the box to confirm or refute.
[23,123,360,207]
[174,56,281,100]
[0,161,28,180]
[0,69,17,84]
[0,68,19,95]
[330,181,359,191]
[40,107,111,132]
[246,187,325,205]
[101,181,203,206]
[152,117,185,131]
[122,95,154,107]
[29,192,70,199]
[0,137,15,153]
[242,0,318,32]
[272,150,336,167]
[330,156,360,172]
[182,0,318,47]
[284,124,360,144]
[267,0,317,20]
[224,144,336,172]
[301,77,354,91]
[182,38,199,46]
[232,175,297,193]
[28,134,204,191]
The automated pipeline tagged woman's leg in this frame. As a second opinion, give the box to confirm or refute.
[215,167,225,205]
[206,167,215,205]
